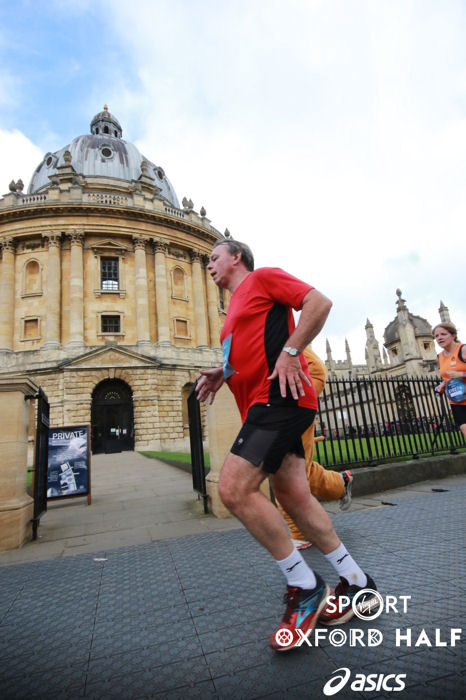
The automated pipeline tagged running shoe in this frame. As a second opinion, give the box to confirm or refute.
[339,470,353,511]
[291,538,312,550]
[319,573,379,625]
[269,573,330,651]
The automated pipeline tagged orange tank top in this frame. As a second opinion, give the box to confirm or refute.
[438,344,466,405]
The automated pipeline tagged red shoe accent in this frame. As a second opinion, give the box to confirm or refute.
[269,575,330,651]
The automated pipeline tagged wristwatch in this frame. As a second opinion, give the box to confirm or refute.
[282,346,300,357]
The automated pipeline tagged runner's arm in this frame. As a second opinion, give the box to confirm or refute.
[268,289,332,400]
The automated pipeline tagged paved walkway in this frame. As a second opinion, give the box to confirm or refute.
[0,452,243,564]
[2,451,463,565]
[0,455,465,698]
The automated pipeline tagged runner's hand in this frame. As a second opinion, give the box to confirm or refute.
[267,353,311,400]
[445,371,464,379]
[196,368,225,404]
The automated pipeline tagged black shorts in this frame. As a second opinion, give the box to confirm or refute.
[230,403,316,474]
[451,403,466,427]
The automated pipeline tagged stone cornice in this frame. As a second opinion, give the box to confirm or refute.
[0,201,222,245]
[0,376,39,395]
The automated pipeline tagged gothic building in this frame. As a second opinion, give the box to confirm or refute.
[0,108,226,454]
[325,290,452,380]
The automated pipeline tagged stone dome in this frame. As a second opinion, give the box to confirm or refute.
[384,313,433,344]
[27,107,179,208]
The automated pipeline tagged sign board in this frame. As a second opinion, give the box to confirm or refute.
[47,424,91,504]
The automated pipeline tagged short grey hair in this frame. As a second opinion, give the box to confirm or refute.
[212,239,254,271]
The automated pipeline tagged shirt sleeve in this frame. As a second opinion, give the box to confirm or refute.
[256,267,313,310]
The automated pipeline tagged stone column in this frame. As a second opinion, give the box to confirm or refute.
[154,240,171,345]
[205,260,221,348]
[68,229,84,349]
[0,377,38,550]
[43,232,62,349]
[133,236,151,348]
[0,237,15,352]
[191,250,208,348]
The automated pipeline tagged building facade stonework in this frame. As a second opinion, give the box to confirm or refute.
[0,108,227,454]
[324,291,454,381]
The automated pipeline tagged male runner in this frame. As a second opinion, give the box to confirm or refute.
[197,239,377,651]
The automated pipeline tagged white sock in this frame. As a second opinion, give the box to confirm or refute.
[276,547,317,589]
[324,544,367,587]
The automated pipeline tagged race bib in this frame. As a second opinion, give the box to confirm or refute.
[222,333,236,379]
[445,378,466,403]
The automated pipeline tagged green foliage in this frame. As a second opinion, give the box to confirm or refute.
[315,431,466,468]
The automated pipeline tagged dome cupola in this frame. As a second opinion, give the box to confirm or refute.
[27,108,179,207]
[90,105,123,138]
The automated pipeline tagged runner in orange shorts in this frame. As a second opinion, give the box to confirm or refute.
[276,347,353,549]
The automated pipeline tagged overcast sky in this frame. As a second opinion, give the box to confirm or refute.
[1,0,465,363]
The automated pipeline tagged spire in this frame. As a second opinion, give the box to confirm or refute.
[325,338,334,369]
[396,288,407,311]
[365,318,375,341]
[365,320,382,371]
[439,300,451,323]
[344,338,353,371]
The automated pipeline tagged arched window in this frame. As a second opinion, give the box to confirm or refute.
[22,259,42,296]
[171,266,187,299]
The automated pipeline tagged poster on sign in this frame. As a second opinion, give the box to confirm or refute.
[47,424,91,504]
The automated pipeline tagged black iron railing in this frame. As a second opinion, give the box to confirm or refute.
[30,387,50,538]
[187,381,208,513]
[314,375,465,468]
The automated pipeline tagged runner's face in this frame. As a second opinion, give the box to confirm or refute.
[207,244,238,287]
[434,327,454,350]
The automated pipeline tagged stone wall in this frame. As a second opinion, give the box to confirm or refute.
[26,363,203,453]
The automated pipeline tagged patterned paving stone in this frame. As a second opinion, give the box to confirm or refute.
[1,481,465,699]
[85,657,211,697]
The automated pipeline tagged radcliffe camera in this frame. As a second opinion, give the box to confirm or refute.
[0,2,465,697]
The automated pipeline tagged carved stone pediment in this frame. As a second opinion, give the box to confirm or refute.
[91,240,129,257]
[61,346,158,369]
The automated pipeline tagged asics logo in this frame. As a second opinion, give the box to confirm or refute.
[323,667,406,695]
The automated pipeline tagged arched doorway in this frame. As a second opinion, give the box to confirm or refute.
[91,379,134,454]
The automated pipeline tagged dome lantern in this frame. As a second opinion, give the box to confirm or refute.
[27,109,180,208]
[90,105,122,138]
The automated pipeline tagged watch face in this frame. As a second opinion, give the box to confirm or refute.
[284,347,299,356]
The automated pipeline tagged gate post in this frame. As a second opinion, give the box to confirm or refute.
[206,384,242,518]
[0,376,39,550]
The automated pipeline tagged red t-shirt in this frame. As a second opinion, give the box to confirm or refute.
[220,267,318,421]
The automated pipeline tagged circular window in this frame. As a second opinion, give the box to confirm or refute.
[101,146,113,158]
[45,154,54,168]
[156,168,164,180]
